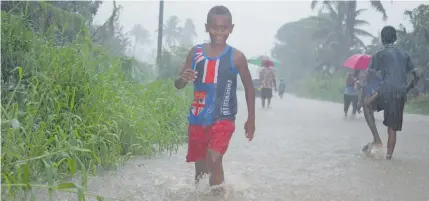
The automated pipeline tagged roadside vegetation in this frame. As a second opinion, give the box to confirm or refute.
[1,1,196,200]
[273,2,429,114]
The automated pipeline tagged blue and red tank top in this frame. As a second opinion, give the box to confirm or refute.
[188,44,238,126]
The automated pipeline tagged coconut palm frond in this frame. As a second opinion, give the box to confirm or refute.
[323,2,337,17]
[354,19,370,27]
[354,28,374,38]
[370,1,387,20]
[353,36,367,49]
[355,8,368,16]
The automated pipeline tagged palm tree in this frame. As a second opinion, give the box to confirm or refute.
[180,18,197,48]
[163,15,182,48]
[311,1,387,20]
[311,3,373,68]
[310,1,386,50]
[129,24,151,56]
[312,5,374,48]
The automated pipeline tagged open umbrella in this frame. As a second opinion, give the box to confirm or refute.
[248,55,280,67]
[344,54,372,70]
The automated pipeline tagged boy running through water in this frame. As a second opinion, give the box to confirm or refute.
[174,5,256,192]
[360,26,419,160]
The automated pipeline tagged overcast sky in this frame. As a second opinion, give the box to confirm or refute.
[94,0,425,62]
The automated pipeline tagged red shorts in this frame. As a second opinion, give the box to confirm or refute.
[186,120,235,162]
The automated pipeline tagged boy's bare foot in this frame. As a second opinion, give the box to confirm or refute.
[362,142,383,154]
[210,185,226,197]
[362,142,372,153]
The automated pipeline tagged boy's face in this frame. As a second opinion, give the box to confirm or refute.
[205,15,234,45]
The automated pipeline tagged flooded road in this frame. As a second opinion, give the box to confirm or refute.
[50,93,429,201]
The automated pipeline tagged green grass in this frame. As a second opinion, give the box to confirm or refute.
[293,73,345,103]
[1,12,192,200]
[405,94,429,115]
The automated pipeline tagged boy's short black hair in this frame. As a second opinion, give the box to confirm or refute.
[206,5,232,24]
[381,25,397,45]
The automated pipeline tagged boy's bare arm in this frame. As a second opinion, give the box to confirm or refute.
[175,46,196,89]
[234,50,255,120]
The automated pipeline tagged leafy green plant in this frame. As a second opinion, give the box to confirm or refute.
[406,94,429,115]
[294,72,345,103]
[1,10,191,201]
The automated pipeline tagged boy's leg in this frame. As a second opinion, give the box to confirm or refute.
[386,127,396,160]
[363,106,382,149]
[195,160,208,183]
[383,94,405,160]
[206,120,235,190]
[186,125,209,184]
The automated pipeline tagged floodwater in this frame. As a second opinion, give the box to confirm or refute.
[39,93,429,201]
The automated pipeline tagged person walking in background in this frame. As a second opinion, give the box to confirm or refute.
[278,79,286,99]
[259,63,277,108]
[343,71,359,118]
[360,25,419,160]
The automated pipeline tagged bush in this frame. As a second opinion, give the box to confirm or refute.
[1,12,191,200]
[293,72,345,103]
[406,94,429,115]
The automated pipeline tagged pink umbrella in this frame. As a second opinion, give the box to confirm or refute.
[343,54,372,70]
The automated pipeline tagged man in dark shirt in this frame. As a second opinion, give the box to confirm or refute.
[362,26,419,160]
